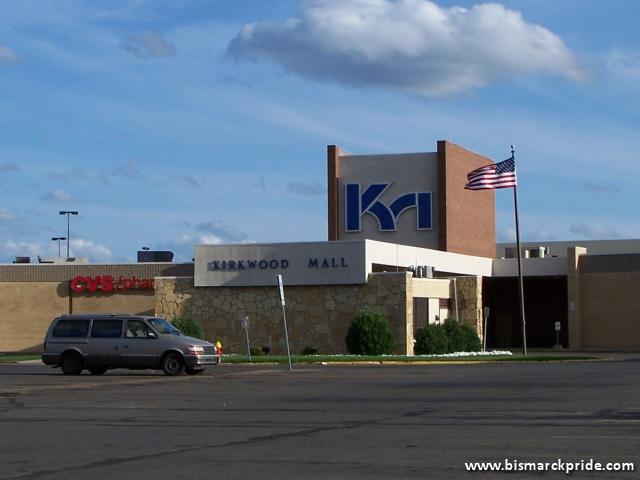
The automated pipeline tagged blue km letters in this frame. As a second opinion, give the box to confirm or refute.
[345,183,432,232]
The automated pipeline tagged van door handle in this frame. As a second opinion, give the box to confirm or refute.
[114,344,118,350]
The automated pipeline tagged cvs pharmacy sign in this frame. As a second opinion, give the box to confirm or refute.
[71,275,155,293]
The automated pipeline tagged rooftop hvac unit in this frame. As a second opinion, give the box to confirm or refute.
[415,265,435,278]
[137,250,174,263]
[504,247,518,258]
[527,247,548,258]
[13,256,30,264]
[505,247,548,258]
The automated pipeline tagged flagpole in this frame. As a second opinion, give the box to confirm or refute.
[512,145,527,355]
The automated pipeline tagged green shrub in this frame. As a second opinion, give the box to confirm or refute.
[414,323,449,355]
[461,324,482,352]
[301,346,319,355]
[250,345,264,357]
[170,317,204,340]
[345,309,396,355]
[414,319,482,355]
[443,318,466,353]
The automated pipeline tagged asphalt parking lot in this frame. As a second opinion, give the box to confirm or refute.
[1,356,639,479]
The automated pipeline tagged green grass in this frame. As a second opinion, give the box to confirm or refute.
[0,355,41,363]
[220,354,600,364]
[0,354,602,365]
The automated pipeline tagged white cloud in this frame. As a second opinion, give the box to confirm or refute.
[287,181,324,197]
[0,239,59,263]
[40,190,75,203]
[155,234,196,262]
[496,228,515,242]
[123,31,176,59]
[110,159,146,181]
[196,221,250,243]
[155,226,256,262]
[570,223,621,240]
[0,45,19,64]
[0,208,16,222]
[69,238,113,263]
[227,0,591,97]
[606,48,640,79]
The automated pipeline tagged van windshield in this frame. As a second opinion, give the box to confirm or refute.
[147,318,183,335]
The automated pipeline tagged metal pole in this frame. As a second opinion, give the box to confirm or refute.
[483,307,489,352]
[453,277,459,322]
[60,211,78,258]
[52,237,66,258]
[66,214,70,258]
[245,327,251,361]
[241,316,251,361]
[277,275,292,371]
[281,300,292,371]
[512,146,527,355]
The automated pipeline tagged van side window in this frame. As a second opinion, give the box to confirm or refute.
[125,320,152,338]
[90,319,123,338]
[52,320,90,338]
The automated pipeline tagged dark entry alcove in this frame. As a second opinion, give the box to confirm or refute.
[483,276,568,349]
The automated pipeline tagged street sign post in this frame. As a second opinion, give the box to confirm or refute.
[277,275,292,371]
[241,316,251,361]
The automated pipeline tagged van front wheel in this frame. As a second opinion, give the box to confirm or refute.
[60,352,83,375]
[161,353,185,376]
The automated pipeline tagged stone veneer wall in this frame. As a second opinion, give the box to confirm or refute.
[155,272,414,355]
[451,276,483,339]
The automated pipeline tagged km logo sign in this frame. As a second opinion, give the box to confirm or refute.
[345,183,432,232]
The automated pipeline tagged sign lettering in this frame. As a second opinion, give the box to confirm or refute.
[345,182,432,232]
[71,275,155,293]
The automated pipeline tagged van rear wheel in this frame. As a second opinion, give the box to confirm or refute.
[60,352,83,375]
[161,353,185,376]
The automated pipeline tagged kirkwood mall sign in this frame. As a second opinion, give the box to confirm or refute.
[194,241,368,287]
[194,239,493,289]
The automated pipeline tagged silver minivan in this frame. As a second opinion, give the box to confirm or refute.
[42,314,220,376]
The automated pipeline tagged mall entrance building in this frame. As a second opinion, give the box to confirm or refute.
[2,141,640,353]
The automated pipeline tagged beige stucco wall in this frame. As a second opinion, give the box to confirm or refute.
[155,272,415,355]
[71,290,154,316]
[579,272,640,350]
[337,153,440,250]
[412,278,450,298]
[0,282,68,352]
[0,282,156,353]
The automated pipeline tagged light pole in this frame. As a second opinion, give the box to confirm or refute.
[59,211,78,258]
[52,237,67,258]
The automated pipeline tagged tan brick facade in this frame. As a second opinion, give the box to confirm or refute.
[437,141,495,258]
[579,272,640,349]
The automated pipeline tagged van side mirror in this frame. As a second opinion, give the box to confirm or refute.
[148,331,157,339]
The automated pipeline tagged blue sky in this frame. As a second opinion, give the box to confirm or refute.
[0,0,639,263]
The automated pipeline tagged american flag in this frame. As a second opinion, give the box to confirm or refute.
[464,157,517,190]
